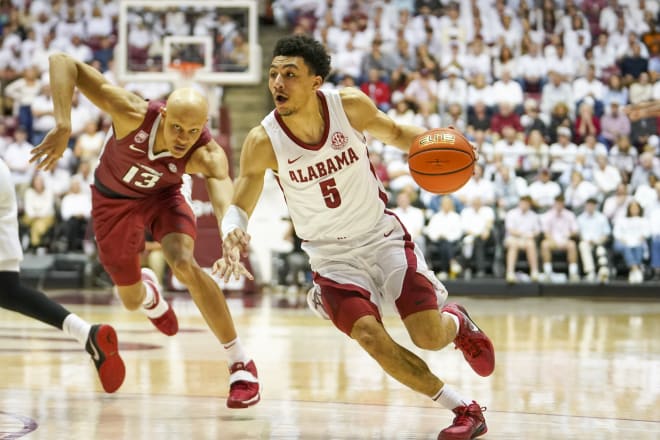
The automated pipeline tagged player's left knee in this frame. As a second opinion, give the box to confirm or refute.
[168,257,196,282]
[410,329,445,351]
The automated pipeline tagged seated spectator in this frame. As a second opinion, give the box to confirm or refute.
[618,40,649,82]
[360,68,391,112]
[493,125,527,172]
[493,164,521,215]
[593,153,622,196]
[630,151,660,191]
[21,172,55,250]
[30,82,55,146]
[437,65,467,113]
[453,163,495,207]
[573,100,601,145]
[540,195,580,282]
[3,125,35,194]
[73,120,104,166]
[466,100,491,137]
[413,101,441,130]
[492,45,517,82]
[360,38,399,81]
[489,102,523,140]
[368,149,389,189]
[547,102,573,144]
[628,71,653,104]
[466,73,493,110]
[578,134,608,169]
[613,201,650,283]
[3,65,41,141]
[391,187,426,255]
[516,42,547,93]
[424,196,463,279]
[601,74,629,110]
[541,70,574,118]
[634,174,659,213]
[504,195,540,283]
[490,69,524,110]
[549,127,578,175]
[564,170,600,213]
[577,198,612,282]
[609,134,638,179]
[592,32,618,78]
[599,101,631,148]
[572,65,605,115]
[528,168,561,211]
[440,102,466,133]
[459,197,495,278]
[520,98,547,141]
[404,68,437,112]
[55,179,91,252]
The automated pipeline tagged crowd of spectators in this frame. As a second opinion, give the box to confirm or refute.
[274,0,660,283]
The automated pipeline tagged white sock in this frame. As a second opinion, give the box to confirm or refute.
[223,337,249,365]
[142,280,168,318]
[442,311,460,338]
[62,313,92,346]
[569,263,578,275]
[543,262,552,274]
[432,385,469,410]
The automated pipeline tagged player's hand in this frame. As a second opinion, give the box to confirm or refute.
[212,247,254,283]
[623,105,643,121]
[223,228,251,256]
[29,126,71,171]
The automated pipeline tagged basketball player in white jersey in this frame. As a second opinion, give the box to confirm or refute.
[216,35,494,440]
[0,158,125,393]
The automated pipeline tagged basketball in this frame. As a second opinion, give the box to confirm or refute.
[408,127,476,194]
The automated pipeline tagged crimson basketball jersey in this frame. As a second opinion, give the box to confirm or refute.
[94,100,212,198]
[262,89,388,241]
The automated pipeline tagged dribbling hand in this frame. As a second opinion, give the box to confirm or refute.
[212,229,254,283]
[29,126,72,172]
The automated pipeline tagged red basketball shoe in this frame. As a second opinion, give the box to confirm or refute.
[142,268,178,336]
[85,324,126,393]
[442,303,495,377]
[438,401,487,440]
[226,360,261,408]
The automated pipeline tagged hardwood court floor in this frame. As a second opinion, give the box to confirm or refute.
[0,291,658,439]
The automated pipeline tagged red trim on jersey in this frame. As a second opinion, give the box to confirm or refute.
[274,91,329,151]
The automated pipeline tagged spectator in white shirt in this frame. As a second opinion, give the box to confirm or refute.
[21,172,55,249]
[460,197,495,278]
[437,66,468,112]
[650,195,660,281]
[577,198,612,282]
[504,195,540,282]
[391,188,426,255]
[56,179,92,252]
[564,170,600,213]
[528,168,561,211]
[516,42,547,92]
[3,126,35,192]
[613,201,650,283]
[493,125,527,172]
[577,134,608,168]
[572,65,605,112]
[453,163,495,207]
[424,196,463,279]
[592,153,622,195]
[541,70,574,117]
[592,32,618,77]
[549,126,578,174]
[540,195,580,281]
[609,135,638,178]
[490,69,524,109]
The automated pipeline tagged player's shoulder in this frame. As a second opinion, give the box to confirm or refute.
[245,124,273,148]
[338,86,370,107]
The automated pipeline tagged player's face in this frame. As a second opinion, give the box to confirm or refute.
[268,56,321,117]
[162,110,206,158]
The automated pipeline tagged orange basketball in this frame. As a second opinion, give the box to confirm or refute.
[408,128,476,194]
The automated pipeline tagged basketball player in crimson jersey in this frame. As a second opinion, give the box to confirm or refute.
[0,158,124,393]
[30,53,259,408]
[216,35,493,440]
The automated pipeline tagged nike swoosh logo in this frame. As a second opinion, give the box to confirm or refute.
[287,155,303,164]
[129,144,144,153]
[89,338,101,362]
[384,229,394,237]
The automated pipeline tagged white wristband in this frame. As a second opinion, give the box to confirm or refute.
[221,205,248,240]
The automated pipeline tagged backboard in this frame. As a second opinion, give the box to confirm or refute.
[116,0,262,86]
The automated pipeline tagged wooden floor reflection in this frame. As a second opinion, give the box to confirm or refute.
[0,292,659,439]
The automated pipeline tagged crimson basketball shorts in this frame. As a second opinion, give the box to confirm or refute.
[91,185,197,286]
[305,211,448,336]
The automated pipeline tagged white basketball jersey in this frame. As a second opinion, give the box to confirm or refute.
[0,158,23,269]
[262,89,387,241]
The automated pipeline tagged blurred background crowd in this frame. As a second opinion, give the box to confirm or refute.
[0,0,658,286]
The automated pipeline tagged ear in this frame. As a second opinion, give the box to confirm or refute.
[312,75,323,90]
[159,106,167,118]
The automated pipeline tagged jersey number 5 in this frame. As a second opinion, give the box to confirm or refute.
[319,178,341,208]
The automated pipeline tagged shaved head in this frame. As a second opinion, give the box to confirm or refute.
[166,87,209,119]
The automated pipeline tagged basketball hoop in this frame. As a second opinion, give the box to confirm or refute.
[168,61,204,89]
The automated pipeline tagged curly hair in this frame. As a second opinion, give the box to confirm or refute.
[272,35,331,80]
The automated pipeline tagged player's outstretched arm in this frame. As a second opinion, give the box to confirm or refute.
[213,126,277,282]
[341,87,426,152]
[624,99,660,121]
[30,53,145,171]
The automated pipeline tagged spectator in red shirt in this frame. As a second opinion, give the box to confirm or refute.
[574,99,601,144]
[489,102,523,139]
[360,68,392,112]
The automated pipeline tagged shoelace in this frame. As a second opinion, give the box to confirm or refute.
[453,404,486,426]
[454,333,483,358]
